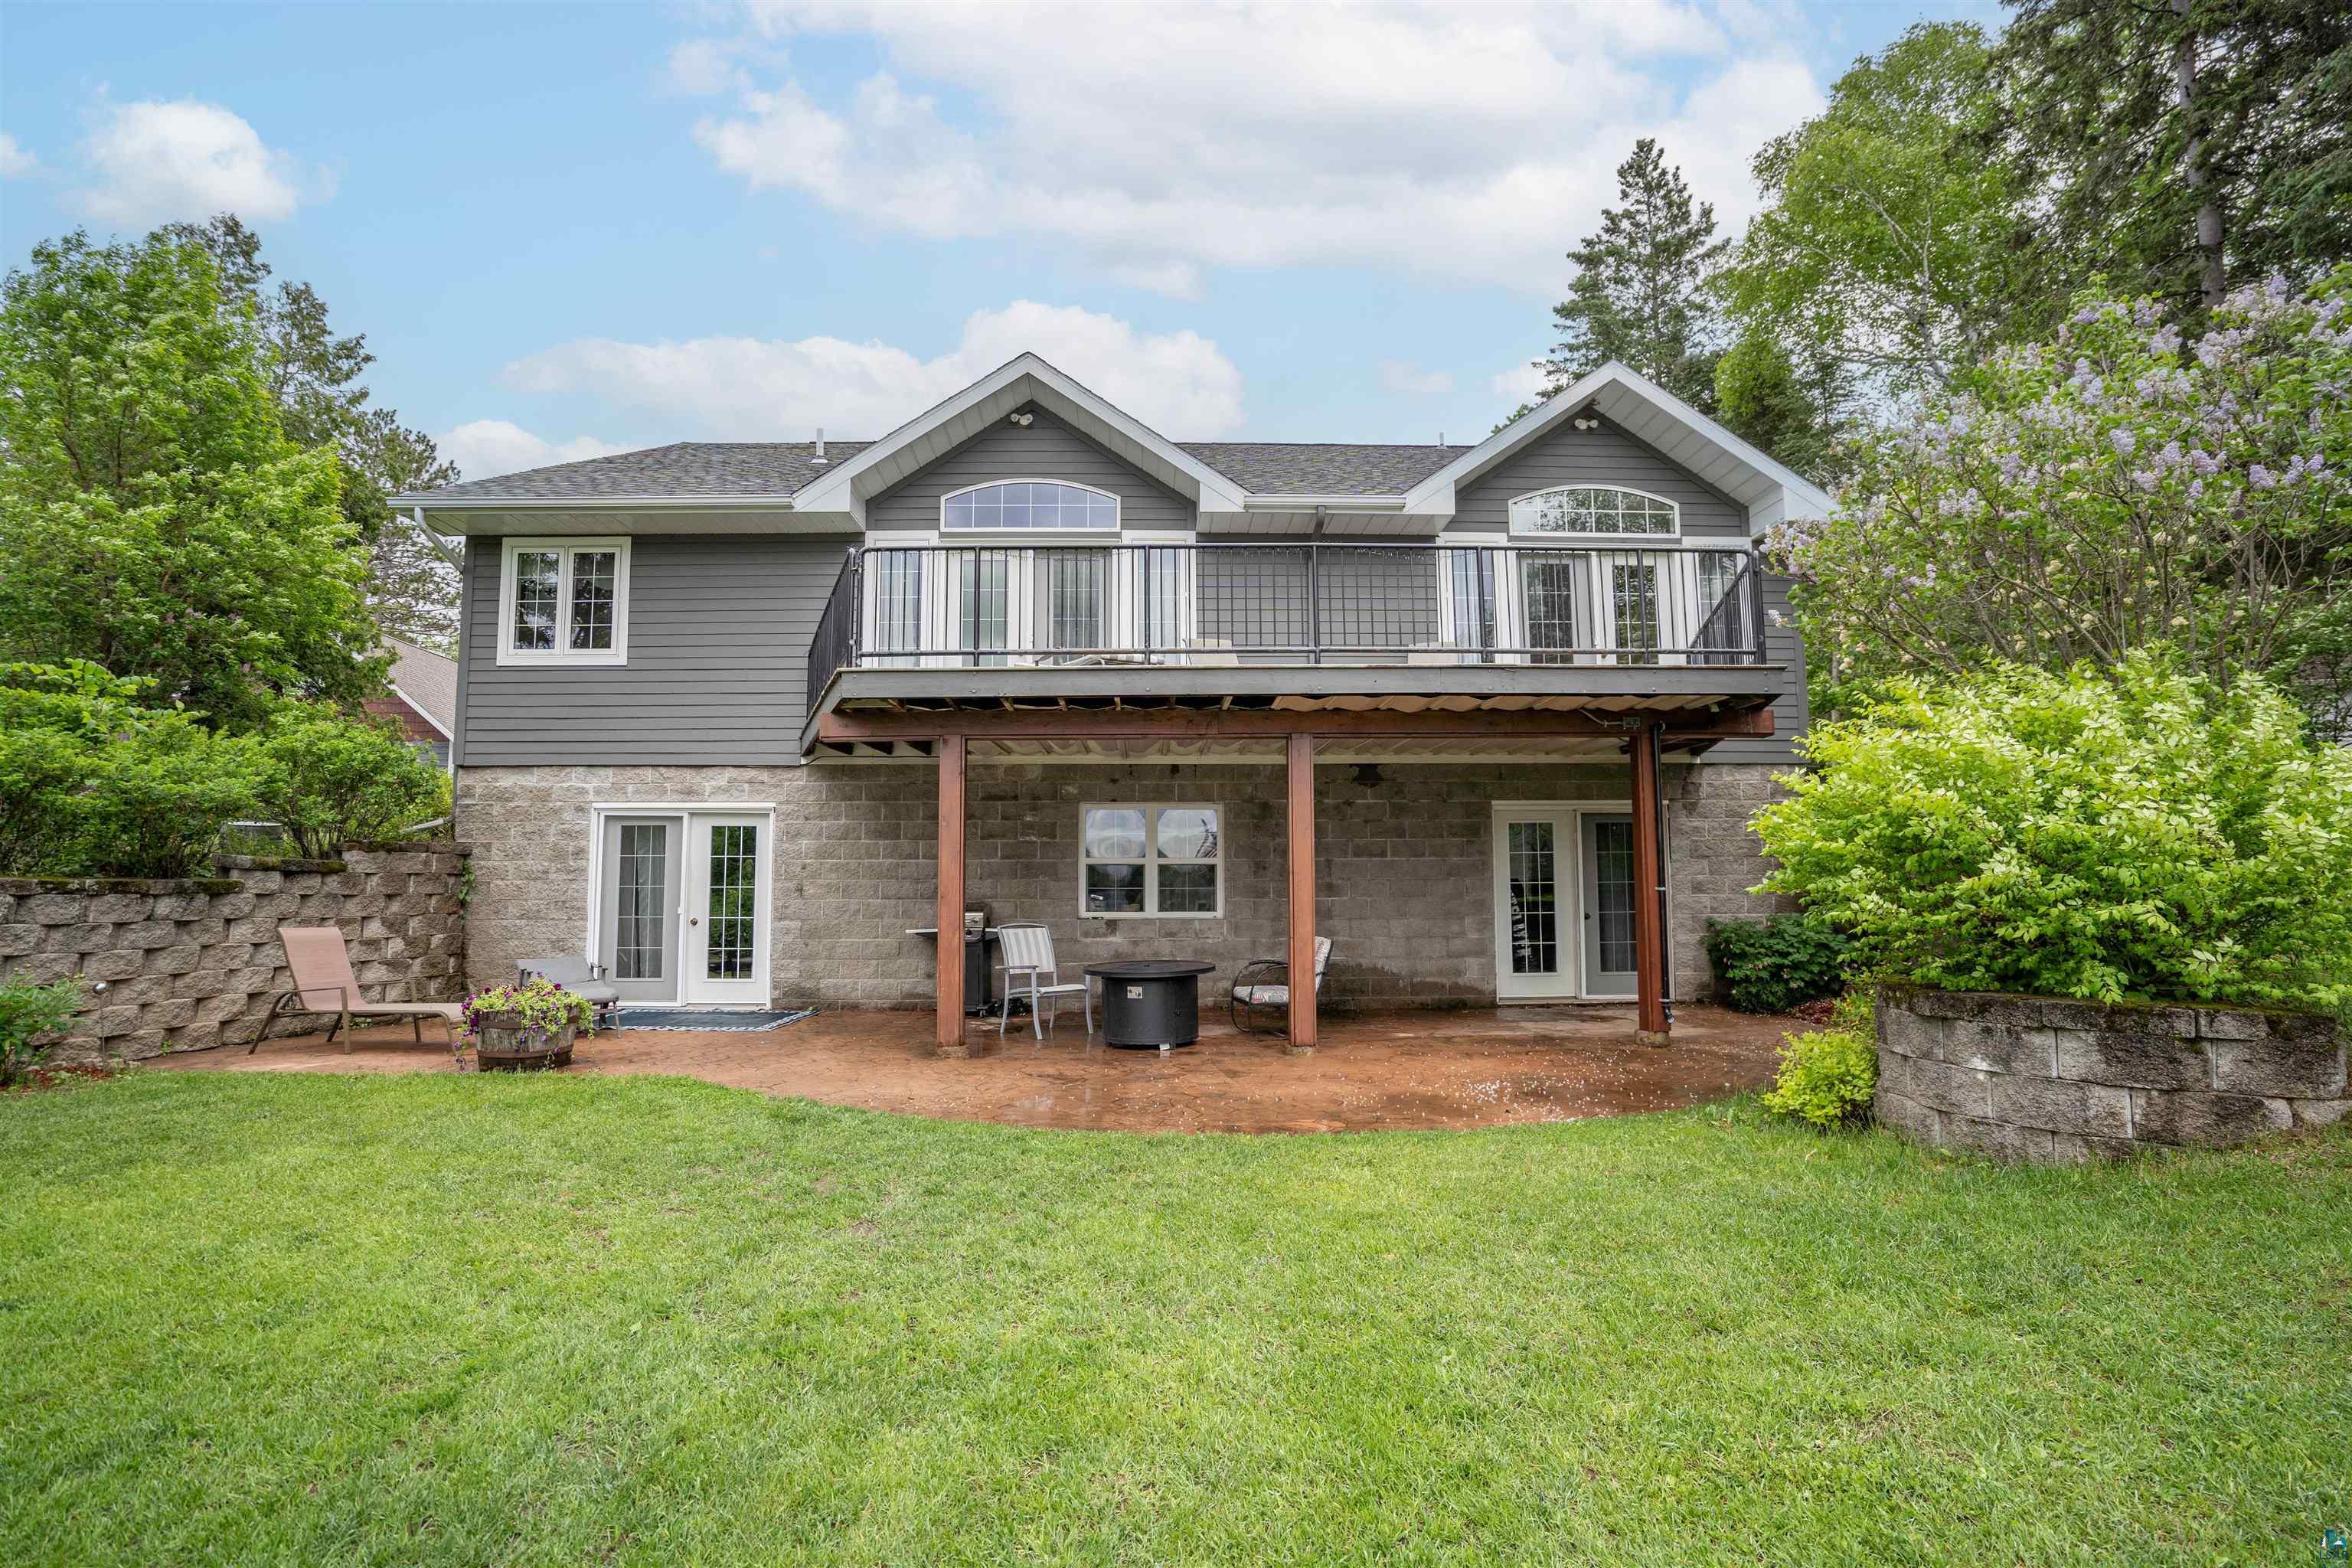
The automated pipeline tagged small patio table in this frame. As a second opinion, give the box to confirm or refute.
[1085,959,1216,1050]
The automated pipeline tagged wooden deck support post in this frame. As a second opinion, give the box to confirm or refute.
[1285,731,1318,1055]
[935,732,969,1057]
[1629,720,1670,1046]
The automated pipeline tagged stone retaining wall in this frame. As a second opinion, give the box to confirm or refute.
[0,842,469,1067]
[1874,988,2348,1162]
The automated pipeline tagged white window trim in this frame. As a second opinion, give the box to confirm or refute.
[940,478,1122,536]
[1506,484,1681,541]
[1079,802,1224,920]
[496,536,632,668]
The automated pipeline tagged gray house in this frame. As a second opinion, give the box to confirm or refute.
[398,354,1820,1053]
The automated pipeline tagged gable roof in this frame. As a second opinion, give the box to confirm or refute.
[1403,361,1834,531]
[384,638,457,738]
[395,356,1828,536]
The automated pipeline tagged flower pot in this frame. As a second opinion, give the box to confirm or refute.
[472,1011,576,1071]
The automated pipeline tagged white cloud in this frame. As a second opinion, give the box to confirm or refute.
[501,299,1245,439]
[73,99,326,226]
[666,38,750,96]
[1381,361,1455,397]
[1491,362,1551,402]
[439,421,629,482]
[685,3,1822,296]
[0,133,35,178]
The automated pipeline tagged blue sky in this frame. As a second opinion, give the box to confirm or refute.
[0,2,1995,479]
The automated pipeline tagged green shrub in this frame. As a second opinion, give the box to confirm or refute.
[1759,1021,1877,1129]
[1704,912,1852,1013]
[1753,654,2352,1014]
[255,704,451,858]
[0,975,84,1084]
[0,662,272,877]
[1760,991,1879,1129]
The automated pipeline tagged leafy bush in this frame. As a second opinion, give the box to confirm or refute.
[0,663,444,877]
[0,975,84,1084]
[256,704,450,858]
[463,978,596,1038]
[0,662,272,877]
[1753,654,2352,1013]
[1704,912,1853,1013]
[1760,991,1878,1129]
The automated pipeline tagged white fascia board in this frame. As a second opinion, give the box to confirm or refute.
[788,352,1252,523]
[1401,361,1835,534]
[1242,494,1407,511]
[395,494,800,510]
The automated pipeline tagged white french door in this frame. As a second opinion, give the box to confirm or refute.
[863,546,1192,665]
[684,813,769,1005]
[1492,805,1579,1000]
[592,808,770,1008]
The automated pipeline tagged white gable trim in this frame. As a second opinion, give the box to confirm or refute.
[1401,361,1833,535]
[788,353,1250,528]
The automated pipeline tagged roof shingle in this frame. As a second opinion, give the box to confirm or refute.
[406,438,1469,503]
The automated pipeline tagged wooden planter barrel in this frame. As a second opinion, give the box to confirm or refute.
[472,1011,577,1071]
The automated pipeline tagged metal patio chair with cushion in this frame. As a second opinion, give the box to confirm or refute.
[995,921,1093,1040]
[517,955,621,1032]
[247,925,466,1057]
[1231,936,1333,1034]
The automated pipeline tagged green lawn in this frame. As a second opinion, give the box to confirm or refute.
[2,1073,2344,1566]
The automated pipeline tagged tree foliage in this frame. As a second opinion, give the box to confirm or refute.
[1753,655,2352,1013]
[1711,330,1847,482]
[1999,0,2352,315]
[255,704,451,859]
[165,216,460,649]
[1717,23,2056,402]
[0,230,387,729]
[1766,270,2352,733]
[1537,139,1726,410]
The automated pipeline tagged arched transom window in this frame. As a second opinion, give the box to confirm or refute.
[1508,485,1680,537]
[942,479,1119,531]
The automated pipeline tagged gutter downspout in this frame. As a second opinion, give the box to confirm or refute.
[413,506,464,570]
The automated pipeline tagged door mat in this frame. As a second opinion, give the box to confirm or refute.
[610,1008,818,1033]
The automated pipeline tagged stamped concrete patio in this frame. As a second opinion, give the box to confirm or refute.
[159,1004,1788,1133]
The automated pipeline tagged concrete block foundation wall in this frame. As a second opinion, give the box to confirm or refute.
[1875,988,2349,1163]
[0,843,470,1067]
[458,760,1792,1013]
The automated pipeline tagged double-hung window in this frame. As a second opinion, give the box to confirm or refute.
[497,537,631,666]
[1080,804,1222,917]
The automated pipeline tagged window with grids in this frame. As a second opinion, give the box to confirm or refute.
[498,537,629,665]
[1508,485,1680,537]
[1080,804,1222,917]
[942,480,1119,531]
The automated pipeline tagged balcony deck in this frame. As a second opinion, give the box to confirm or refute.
[800,540,1784,760]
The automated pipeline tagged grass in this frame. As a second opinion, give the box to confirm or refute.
[2,1073,2345,1566]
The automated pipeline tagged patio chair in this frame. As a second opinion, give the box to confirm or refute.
[995,921,1093,1040]
[247,925,465,1057]
[517,955,621,1032]
[1230,936,1333,1034]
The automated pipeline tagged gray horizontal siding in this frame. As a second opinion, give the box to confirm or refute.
[1446,414,1805,764]
[1707,570,1808,768]
[457,534,857,767]
[867,403,1195,532]
[1448,416,1747,541]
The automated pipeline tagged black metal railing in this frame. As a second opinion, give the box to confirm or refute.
[805,541,1768,696]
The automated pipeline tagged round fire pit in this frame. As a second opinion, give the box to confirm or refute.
[1085,960,1216,1050]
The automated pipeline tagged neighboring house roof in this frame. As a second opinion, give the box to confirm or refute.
[394,355,1828,535]
[384,638,457,740]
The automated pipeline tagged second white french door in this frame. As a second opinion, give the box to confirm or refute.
[682,813,769,1005]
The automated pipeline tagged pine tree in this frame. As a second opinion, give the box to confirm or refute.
[1538,139,1728,410]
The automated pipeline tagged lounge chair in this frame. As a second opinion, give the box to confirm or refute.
[1230,936,1333,1034]
[247,925,465,1056]
[516,955,620,1031]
